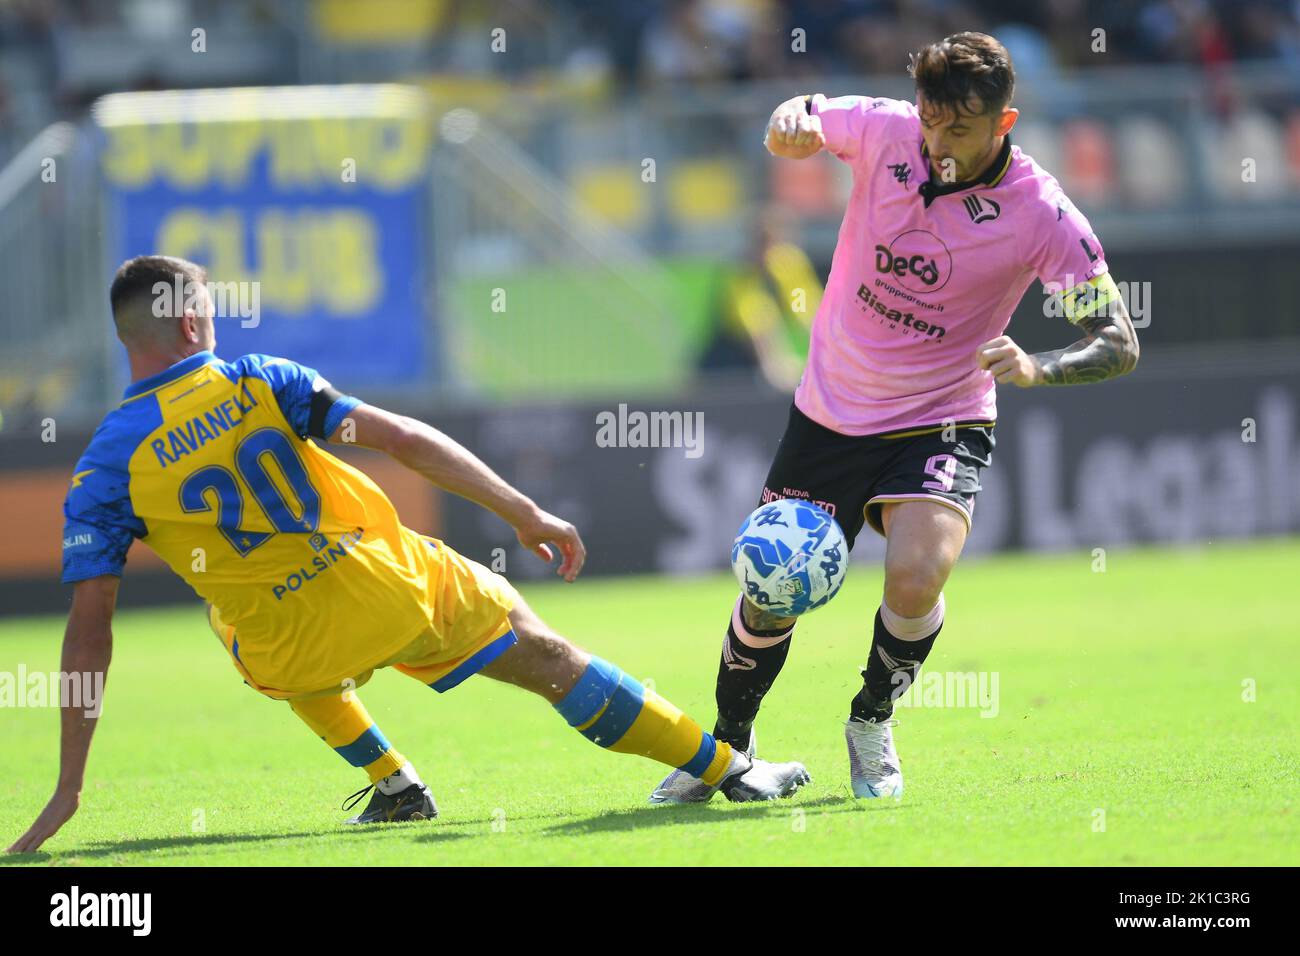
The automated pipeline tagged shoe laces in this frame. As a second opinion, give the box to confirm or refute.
[341,784,375,812]
[850,717,899,774]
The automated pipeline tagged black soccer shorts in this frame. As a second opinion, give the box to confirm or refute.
[757,403,995,549]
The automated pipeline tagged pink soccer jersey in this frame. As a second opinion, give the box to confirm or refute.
[795,93,1112,436]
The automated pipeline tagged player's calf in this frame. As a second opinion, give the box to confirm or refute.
[478,602,586,704]
[845,501,964,795]
[879,502,965,617]
[714,595,797,747]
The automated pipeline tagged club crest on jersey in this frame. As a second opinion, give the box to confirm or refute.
[886,161,911,186]
[963,194,1000,223]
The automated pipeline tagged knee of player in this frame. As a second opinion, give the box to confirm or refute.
[883,565,946,617]
[739,596,797,636]
[518,625,581,669]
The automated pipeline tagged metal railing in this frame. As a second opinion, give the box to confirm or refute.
[0,122,111,427]
[427,107,691,401]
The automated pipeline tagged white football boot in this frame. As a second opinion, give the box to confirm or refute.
[718,751,811,803]
[845,716,904,798]
[649,729,758,804]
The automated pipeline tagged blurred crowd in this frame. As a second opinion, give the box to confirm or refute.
[3,0,1300,186]
[3,0,1300,101]
[594,0,1300,86]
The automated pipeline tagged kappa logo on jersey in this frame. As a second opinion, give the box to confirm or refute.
[963,194,1000,223]
[887,161,911,186]
[874,228,953,294]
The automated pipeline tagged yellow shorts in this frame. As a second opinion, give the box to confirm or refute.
[208,538,521,701]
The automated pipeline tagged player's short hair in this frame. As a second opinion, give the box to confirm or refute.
[909,32,1015,119]
[109,254,208,325]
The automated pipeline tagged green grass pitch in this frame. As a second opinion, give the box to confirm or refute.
[2,540,1296,866]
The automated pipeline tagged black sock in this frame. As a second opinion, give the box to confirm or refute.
[850,608,941,723]
[713,612,792,748]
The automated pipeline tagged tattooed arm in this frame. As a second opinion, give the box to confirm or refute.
[1030,299,1140,385]
[976,297,1139,388]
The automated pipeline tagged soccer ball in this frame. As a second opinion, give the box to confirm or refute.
[731,499,849,617]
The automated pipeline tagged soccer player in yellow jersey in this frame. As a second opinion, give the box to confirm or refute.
[7,255,809,852]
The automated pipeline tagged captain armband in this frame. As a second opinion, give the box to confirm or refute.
[1056,272,1122,326]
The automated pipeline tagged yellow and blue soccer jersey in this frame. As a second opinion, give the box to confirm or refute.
[61,351,512,696]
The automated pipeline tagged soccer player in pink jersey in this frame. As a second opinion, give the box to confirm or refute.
[651,32,1139,803]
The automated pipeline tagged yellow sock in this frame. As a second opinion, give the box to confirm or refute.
[554,656,734,785]
[289,693,405,783]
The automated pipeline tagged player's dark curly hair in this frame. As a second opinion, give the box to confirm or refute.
[909,32,1015,118]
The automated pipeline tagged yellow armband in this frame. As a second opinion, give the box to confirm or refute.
[1060,272,1121,325]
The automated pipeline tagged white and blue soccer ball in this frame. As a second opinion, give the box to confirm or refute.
[730,499,849,617]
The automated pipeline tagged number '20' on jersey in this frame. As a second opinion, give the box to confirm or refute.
[61,351,451,694]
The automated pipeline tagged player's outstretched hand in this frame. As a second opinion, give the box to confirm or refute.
[6,787,79,854]
[515,508,587,583]
[765,97,825,160]
[976,335,1041,387]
